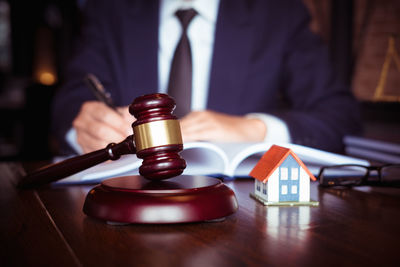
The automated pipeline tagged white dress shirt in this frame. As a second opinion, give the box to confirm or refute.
[158,0,219,110]
[66,0,291,154]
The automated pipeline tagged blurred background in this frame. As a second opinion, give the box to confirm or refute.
[0,0,399,161]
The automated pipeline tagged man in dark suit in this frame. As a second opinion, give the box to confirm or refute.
[52,0,361,155]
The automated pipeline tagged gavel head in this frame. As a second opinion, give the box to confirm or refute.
[129,93,186,181]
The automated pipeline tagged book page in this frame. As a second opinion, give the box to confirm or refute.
[280,143,370,166]
[209,142,268,177]
[57,154,141,183]
[57,142,228,183]
[181,142,228,175]
[210,142,370,177]
[56,141,370,184]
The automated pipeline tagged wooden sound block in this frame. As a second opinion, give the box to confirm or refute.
[83,175,238,224]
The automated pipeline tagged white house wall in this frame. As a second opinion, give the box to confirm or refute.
[299,167,310,202]
[254,180,262,198]
[267,169,279,202]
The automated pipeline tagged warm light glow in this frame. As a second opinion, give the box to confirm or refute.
[39,72,56,85]
[142,206,185,222]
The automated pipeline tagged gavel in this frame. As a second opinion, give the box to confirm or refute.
[18,93,187,188]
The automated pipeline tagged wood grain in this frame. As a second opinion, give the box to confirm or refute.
[2,162,400,266]
[0,163,81,266]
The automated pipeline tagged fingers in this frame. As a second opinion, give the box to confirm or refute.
[73,104,266,153]
[75,128,109,153]
[180,110,267,143]
[117,106,136,129]
[180,111,208,142]
[180,111,217,142]
[73,101,134,153]
[181,111,229,141]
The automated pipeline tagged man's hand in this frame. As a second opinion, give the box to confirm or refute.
[73,101,135,153]
[180,110,267,143]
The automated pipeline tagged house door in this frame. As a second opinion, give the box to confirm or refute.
[279,156,300,202]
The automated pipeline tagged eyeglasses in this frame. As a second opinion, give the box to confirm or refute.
[317,164,400,187]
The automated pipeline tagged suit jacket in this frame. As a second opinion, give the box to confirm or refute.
[52,0,361,154]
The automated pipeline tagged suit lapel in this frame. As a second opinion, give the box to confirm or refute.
[121,0,256,112]
[207,0,255,114]
[123,0,160,101]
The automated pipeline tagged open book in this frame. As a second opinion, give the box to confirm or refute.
[57,142,370,184]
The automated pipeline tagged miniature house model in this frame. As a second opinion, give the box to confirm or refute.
[250,145,318,206]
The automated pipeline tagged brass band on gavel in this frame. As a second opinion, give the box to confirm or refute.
[133,119,183,152]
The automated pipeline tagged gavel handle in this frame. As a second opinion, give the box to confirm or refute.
[18,135,136,189]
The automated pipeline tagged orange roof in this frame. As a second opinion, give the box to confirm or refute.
[249,145,316,182]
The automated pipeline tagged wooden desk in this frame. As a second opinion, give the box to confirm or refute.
[1,162,400,266]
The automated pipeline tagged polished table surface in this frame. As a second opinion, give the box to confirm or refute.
[1,162,400,267]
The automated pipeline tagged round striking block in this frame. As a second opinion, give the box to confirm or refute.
[83,175,238,224]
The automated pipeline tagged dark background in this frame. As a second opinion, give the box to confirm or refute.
[0,0,399,161]
[0,0,81,160]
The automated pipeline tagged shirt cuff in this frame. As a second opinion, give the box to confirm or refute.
[246,113,292,143]
[66,128,84,155]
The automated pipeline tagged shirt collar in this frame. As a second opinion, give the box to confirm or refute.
[161,0,220,24]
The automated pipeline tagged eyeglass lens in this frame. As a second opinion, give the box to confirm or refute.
[319,164,400,187]
[381,165,400,182]
[319,165,368,186]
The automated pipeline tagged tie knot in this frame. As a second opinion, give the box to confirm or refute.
[175,8,197,30]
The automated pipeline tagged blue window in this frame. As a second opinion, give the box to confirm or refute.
[279,155,300,202]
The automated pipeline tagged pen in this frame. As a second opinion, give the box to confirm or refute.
[84,73,121,115]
